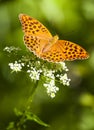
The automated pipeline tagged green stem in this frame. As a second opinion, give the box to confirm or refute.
[16,80,39,129]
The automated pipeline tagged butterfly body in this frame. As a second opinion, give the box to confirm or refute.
[19,14,89,62]
[42,35,59,53]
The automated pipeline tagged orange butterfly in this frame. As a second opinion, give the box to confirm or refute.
[19,14,89,62]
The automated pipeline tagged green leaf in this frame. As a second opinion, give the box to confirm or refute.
[26,111,50,127]
[6,122,15,130]
[14,108,23,116]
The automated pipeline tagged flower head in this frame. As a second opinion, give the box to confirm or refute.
[6,46,71,98]
[59,62,69,71]
[59,73,71,86]
[44,79,59,98]
[4,46,20,53]
[27,67,42,81]
[9,61,24,72]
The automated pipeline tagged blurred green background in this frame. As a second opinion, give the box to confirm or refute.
[0,0,94,130]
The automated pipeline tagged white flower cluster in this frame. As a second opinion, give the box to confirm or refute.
[27,67,42,81]
[9,61,24,72]
[9,60,70,98]
[6,46,71,98]
[43,70,59,98]
[8,60,71,98]
[44,80,59,98]
[56,73,71,86]
[3,46,20,53]
[59,62,69,71]
[60,73,71,86]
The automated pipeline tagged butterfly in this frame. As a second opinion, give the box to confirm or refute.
[19,14,89,62]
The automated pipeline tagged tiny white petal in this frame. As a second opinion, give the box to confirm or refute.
[50,93,55,98]
[21,63,24,66]
[27,64,30,67]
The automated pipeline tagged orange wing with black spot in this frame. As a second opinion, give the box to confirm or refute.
[19,14,89,62]
[40,40,89,62]
[19,14,53,56]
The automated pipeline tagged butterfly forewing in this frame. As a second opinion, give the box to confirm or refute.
[24,35,50,56]
[19,14,52,38]
[19,14,53,56]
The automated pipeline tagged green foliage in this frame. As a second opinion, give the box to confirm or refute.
[0,0,94,130]
[7,108,49,130]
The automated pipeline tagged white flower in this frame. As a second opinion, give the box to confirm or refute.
[21,63,24,66]
[43,69,55,79]
[50,93,55,98]
[59,62,69,71]
[27,67,42,81]
[27,64,30,67]
[3,46,20,53]
[44,79,59,98]
[5,45,72,98]
[9,61,22,72]
[59,73,71,86]
[36,61,40,65]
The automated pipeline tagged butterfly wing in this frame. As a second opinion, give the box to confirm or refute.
[40,40,89,62]
[19,14,52,38]
[24,35,50,56]
[19,14,53,56]
[19,14,89,62]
